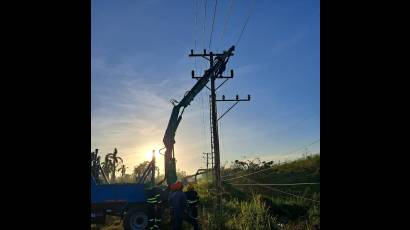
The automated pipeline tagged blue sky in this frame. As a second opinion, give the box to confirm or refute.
[91,0,320,174]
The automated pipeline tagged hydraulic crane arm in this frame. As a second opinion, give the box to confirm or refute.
[162,46,235,185]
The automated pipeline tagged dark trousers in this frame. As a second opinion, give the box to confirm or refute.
[172,213,199,230]
[148,205,162,229]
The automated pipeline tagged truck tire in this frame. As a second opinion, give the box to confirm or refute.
[123,207,149,230]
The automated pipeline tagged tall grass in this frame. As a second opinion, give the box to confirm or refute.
[225,195,279,230]
[93,155,320,229]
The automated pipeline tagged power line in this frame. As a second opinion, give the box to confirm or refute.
[226,177,320,203]
[209,0,218,50]
[230,109,319,151]
[219,116,227,165]
[218,85,229,164]
[267,110,320,139]
[223,167,272,182]
[200,90,208,152]
[193,0,199,73]
[202,0,208,49]
[220,0,235,48]
[236,0,256,46]
[201,0,209,72]
[285,139,320,156]
[222,139,320,180]
[266,186,320,203]
[229,183,320,186]
[194,0,207,154]
[222,169,243,179]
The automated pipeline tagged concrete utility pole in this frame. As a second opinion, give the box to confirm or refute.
[151,150,156,184]
[189,47,250,216]
[203,152,210,170]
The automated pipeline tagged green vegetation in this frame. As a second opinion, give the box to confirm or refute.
[220,154,320,229]
[189,153,320,229]
[92,153,320,229]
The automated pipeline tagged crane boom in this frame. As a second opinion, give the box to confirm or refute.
[162,46,235,185]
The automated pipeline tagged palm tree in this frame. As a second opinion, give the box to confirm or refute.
[91,149,100,180]
[106,148,123,182]
[101,154,112,181]
[118,164,127,177]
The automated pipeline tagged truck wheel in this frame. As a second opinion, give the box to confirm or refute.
[123,208,149,230]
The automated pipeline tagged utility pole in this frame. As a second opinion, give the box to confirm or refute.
[189,46,250,217]
[203,152,210,170]
[203,152,210,178]
[211,151,214,169]
[151,150,156,184]
[203,152,213,177]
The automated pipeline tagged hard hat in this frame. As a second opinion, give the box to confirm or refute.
[174,181,183,191]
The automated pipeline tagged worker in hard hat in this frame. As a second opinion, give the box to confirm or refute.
[168,181,199,230]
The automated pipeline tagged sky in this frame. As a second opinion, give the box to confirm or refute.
[91,0,320,175]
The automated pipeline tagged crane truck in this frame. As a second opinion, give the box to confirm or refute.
[91,46,235,230]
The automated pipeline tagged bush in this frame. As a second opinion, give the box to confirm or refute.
[225,195,279,230]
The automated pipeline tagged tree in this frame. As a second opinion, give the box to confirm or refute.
[91,149,100,182]
[133,161,150,181]
[106,148,123,183]
[91,150,96,174]
[101,154,112,181]
[231,158,274,172]
[176,169,187,180]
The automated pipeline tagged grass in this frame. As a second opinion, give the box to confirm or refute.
[93,154,320,229]
[224,195,279,230]
[91,216,123,230]
[197,154,320,229]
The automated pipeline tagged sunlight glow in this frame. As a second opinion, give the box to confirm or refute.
[145,150,161,161]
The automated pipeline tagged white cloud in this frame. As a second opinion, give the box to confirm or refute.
[91,55,210,174]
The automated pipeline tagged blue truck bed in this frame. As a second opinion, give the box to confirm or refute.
[91,177,146,204]
[91,176,148,222]
[91,176,163,229]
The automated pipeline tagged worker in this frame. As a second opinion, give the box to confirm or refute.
[184,183,199,220]
[168,181,199,230]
